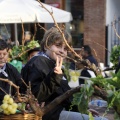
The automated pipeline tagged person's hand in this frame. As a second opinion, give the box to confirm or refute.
[54,57,63,74]
[88,109,99,117]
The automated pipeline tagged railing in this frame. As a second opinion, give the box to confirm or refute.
[110,19,120,48]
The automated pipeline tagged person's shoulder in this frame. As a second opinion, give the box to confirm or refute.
[88,55,98,66]
[24,55,49,68]
[34,56,53,67]
[6,63,17,69]
[29,55,48,63]
[6,63,20,74]
[87,55,97,62]
[22,56,38,69]
[87,55,94,59]
[36,55,50,61]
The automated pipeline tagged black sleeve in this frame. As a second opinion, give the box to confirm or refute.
[26,65,63,102]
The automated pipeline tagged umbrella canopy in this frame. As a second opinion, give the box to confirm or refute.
[0,0,73,23]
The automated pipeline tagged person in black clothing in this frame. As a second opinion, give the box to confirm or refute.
[0,39,24,104]
[79,45,98,84]
[81,45,98,66]
[21,27,107,120]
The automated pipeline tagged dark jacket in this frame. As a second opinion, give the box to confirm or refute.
[86,55,98,66]
[21,56,78,120]
[79,55,98,84]
[0,63,23,104]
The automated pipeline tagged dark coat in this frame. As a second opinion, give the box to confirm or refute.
[0,63,23,104]
[86,55,98,66]
[21,56,78,120]
[79,55,98,84]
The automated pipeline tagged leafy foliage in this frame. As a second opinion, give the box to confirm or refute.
[63,62,71,81]
[110,45,120,68]
[9,40,40,64]
[72,70,120,119]
[72,80,94,114]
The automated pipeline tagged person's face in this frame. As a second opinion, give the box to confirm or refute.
[81,49,88,58]
[0,49,8,68]
[45,41,68,61]
[24,34,31,41]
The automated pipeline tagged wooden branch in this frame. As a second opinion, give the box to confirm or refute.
[0,78,19,93]
[38,0,57,29]
[112,15,120,40]
[27,84,120,118]
[41,86,81,115]
[4,24,10,38]
[28,85,81,117]
[32,23,37,40]
[28,94,43,117]
[93,85,107,100]
[0,87,8,94]
[9,46,36,61]
[21,20,25,46]
[37,23,47,31]
[0,78,22,101]
[86,40,111,53]
[28,84,112,117]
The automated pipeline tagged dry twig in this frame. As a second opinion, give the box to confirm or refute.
[21,20,25,46]
[38,23,47,31]
[0,78,22,101]
[112,15,120,40]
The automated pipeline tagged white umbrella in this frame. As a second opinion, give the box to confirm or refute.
[0,0,73,23]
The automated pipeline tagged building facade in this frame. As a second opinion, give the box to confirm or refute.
[45,0,106,64]
[84,0,106,64]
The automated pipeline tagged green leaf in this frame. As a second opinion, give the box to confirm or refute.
[89,112,94,120]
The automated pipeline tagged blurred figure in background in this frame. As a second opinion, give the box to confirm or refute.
[79,45,98,84]
[24,31,32,45]
[81,45,98,66]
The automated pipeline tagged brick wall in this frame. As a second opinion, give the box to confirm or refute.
[84,0,106,64]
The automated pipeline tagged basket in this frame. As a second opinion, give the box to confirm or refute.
[0,113,41,120]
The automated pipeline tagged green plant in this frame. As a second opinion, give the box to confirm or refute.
[71,71,120,119]
[110,45,120,68]
[63,62,71,81]
[9,40,40,64]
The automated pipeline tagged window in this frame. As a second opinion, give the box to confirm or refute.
[65,0,84,48]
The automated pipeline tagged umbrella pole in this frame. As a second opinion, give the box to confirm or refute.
[14,23,18,46]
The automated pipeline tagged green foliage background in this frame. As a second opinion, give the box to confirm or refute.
[9,40,40,64]
[110,45,120,68]
[72,71,120,119]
